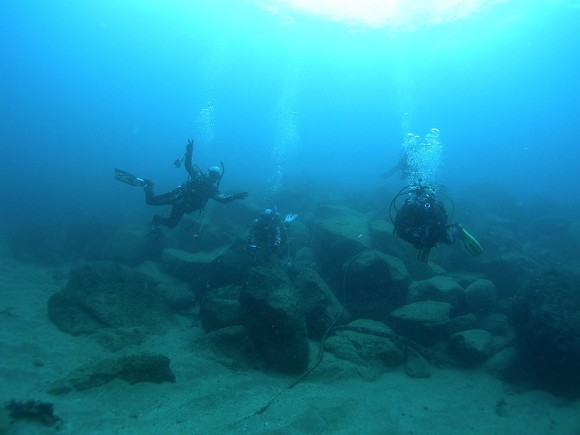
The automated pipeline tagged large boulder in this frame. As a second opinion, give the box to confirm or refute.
[512,270,580,397]
[325,320,403,380]
[464,279,497,313]
[387,301,452,345]
[292,267,347,340]
[160,239,250,298]
[448,329,493,365]
[312,205,371,286]
[135,260,195,312]
[342,249,411,319]
[47,261,175,336]
[199,285,242,332]
[407,276,464,307]
[240,266,309,373]
[368,219,406,257]
[48,352,175,395]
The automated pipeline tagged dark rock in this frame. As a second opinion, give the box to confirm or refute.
[481,251,538,299]
[47,261,175,336]
[478,312,510,336]
[378,341,405,367]
[342,249,411,319]
[483,346,521,381]
[196,326,259,371]
[326,319,402,368]
[368,219,406,256]
[49,352,175,394]
[512,270,580,397]
[448,313,478,335]
[160,240,250,297]
[405,346,431,378]
[387,301,452,345]
[293,267,347,340]
[464,279,497,313]
[312,205,371,287]
[135,260,195,312]
[200,285,242,332]
[5,399,60,427]
[240,266,309,373]
[448,329,493,365]
[407,276,464,307]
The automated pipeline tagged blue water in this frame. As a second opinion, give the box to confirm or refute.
[1,0,579,230]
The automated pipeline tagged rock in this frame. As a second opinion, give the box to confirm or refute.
[464,279,497,313]
[135,260,194,312]
[240,266,309,373]
[196,326,259,371]
[293,267,347,340]
[448,313,478,335]
[481,251,538,299]
[312,205,371,286]
[482,346,521,381]
[47,261,175,336]
[324,320,403,375]
[49,352,175,394]
[407,276,464,307]
[378,341,405,367]
[368,219,406,256]
[477,312,510,336]
[342,249,411,319]
[200,285,242,332]
[448,329,493,365]
[161,240,251,298]
[512,270,580,396]
[405,347,431,378]
[387,301,452,345]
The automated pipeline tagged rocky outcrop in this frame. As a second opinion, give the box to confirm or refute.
[200,285,242,332]
[386,301,452,345]
[464,279,497,313]
[160,240,250,297]
[48,352,174,394]
[448,329,493,365]
[240,266,309,373]
[512,270,580,397]
[312,205,371,286]
[47,261,175,336]
[292,267,347,340]
[342,249,411,319]
[406,276,464,307]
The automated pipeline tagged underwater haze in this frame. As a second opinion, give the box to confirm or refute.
[2,0,580,232]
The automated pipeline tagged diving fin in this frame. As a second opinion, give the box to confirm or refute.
[458,228,484,257]
[114,168,150,187]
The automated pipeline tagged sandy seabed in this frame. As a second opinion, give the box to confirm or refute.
[0,248,579,435]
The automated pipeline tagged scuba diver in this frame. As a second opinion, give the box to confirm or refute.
[115,139,248,231]
[247,208,297,263]
[389,181,483,262]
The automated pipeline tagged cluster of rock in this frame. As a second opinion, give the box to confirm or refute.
[44,199,580,396]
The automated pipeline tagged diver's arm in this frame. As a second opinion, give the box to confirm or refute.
[211,191,248,204]
[184,139,199,178]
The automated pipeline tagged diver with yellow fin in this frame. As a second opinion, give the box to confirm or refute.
[389,181,483,262]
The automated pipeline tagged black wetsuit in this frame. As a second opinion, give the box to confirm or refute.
[394,192,455,250]
[145,144,239,228]
[247,211,285,254]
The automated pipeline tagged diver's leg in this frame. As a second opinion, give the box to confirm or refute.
[154,204,186,229]
[146,185,182,206]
